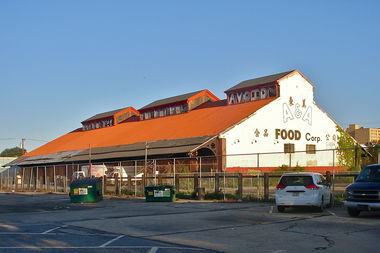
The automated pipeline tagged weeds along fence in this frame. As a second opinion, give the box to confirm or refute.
[0,167,359,201]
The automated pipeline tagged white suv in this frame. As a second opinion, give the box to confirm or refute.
[275,172,332,212]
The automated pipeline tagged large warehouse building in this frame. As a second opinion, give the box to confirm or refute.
[9,70,346,174]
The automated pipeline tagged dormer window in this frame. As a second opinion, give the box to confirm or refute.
[82,107,140,131]
[269,86,276,97]
[260,88,268,99]
[224,70,294,105]
[139,90,218,120]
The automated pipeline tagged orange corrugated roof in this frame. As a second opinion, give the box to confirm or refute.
[25,98,275,157]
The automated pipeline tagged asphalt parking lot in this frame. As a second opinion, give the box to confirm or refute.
[0,193,380,253]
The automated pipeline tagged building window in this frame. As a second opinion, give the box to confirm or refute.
[260,88,268,99]
[284,143,295,153]
[252,89,260,101]
[306,144,316,154]
[269,86,276,97]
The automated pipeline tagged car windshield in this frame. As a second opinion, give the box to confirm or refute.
[356,165,380,182]
[279,175,313,186]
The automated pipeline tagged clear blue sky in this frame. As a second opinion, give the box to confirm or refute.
[0,0,379,153]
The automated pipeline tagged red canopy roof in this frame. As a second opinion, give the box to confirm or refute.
[25,98,274,157]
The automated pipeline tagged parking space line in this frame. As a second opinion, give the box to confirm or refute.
[99,234,125,247]
[327,210,336,216]
[147,247,158,253]
[42,225,67,234]
[0,246,203,250]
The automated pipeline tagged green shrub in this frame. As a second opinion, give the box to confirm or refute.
[275,164,305,172]
[176,192,192,199]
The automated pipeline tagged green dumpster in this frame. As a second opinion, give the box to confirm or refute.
[145,185,176,202]
[69,177,103,203]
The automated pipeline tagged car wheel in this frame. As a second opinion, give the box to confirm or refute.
[277,206,285,213]
[347,207,360,217]
[326,194,333,208]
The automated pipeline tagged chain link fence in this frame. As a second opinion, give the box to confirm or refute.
[2,146,376,201]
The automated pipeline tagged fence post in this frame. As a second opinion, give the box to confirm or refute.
[118,172,122,195]
[158,174,163,185]
[102,175,106,196]
[128,175,132,193]
[7,168,10,191]
[28,168,32,190]
[21,167,25,191]
[115,174,119,195]
[142,174,146,192]
[326,171,331,183]
[35,167,39,191]
[64,165,68,193]
[47,176,50,192]
[44,166,47,191]
[134,160,137,196]
[237,173,243,200]
[0,172,2,191]
[14,167,18,192]
[199,157,202,189]
[264,173,269,201]
[53,166,57,192]
[215,173,220,193]
[175,175,180,193]
[193,173,199,194]
[332,149,336,201]
[173,158,176,187]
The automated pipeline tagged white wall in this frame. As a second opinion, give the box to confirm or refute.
[220,72,339,169]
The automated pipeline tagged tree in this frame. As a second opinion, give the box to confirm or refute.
[0,147,26,157]
[336,126,358,170]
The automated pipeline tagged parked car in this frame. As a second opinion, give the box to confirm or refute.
[345,164,380,217]
[107,166,128,183]
[275,172,332,212]
[72,171,86,180]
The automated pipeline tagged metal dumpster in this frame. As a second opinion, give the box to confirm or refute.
[145,185,176,202]
[69,177,103,203]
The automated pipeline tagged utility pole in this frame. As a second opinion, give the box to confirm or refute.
[20,138,26,151]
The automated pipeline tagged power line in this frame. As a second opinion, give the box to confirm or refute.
[0,138,48,142]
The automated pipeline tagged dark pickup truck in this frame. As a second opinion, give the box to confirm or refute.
[345,164,380,217]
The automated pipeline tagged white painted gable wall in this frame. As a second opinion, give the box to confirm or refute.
[220,72,340,169]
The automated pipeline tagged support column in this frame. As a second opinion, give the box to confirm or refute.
[217,138,226,172]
